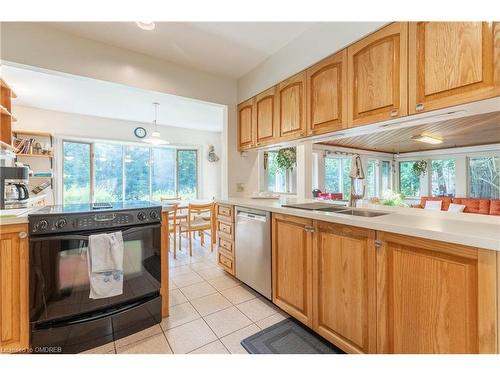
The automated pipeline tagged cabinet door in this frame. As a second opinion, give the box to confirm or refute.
[348,22,408,127]
[237,98,254,151]
[409,22,500,114]
[307,49,348,135]
[376,232,498,354]
[0,224,29,353]
[254,86,278,146]
[272,213,313,326]
[277,72,307,140]
[313,222,376,354]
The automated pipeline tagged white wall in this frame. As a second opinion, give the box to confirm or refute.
[237,22,387,101]
[12,105,222,202]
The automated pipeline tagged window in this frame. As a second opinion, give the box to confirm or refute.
[431,159,456,197]
[399,161,421,198]
[62,140,198,203]
[469,156,500,199]
[381,160,392,194]
[367,160,376,198]
[94,143,123,202]
[324,157,351,199]
[63,141,91,204]
[264,150,296,193]
[177,150,198,199]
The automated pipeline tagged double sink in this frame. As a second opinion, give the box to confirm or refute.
[281,203,390,217]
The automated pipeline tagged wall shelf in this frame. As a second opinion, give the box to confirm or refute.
[15,153,53,158]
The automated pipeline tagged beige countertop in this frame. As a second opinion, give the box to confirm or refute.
[216,197,500,251]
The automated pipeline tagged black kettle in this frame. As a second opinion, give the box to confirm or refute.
[312,189,322,198]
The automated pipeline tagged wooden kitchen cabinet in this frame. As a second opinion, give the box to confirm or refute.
[348,22,408,127]
[253,86,278,146]
[0,224,29,353]
[216,204,236,276]
[312,222,376,354]
[237,98,254,151]
[277,72,307,141]
[409,22,500,114]
[306,49,348,135]
[272,213,313,327]
[376,232,498,354]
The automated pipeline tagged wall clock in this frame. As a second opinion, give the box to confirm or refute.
[134,127,147,139]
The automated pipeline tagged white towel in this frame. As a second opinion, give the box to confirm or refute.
[87,232,124,299]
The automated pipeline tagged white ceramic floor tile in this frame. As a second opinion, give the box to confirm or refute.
[180,281,218,300]
[236,298,279,322]
[170,271,204,288]
[190,293,232,316]
[116,333,172,354]
[220,324,261,354]
[165,318,217,354]
[208,274,241,291]
[189,340,229,354]
[196,267,226,281]
[169,280,178,290]
[256,312,288,330]
[115,324,163,349]
[80,342,115,354]
[220,285,258,305]
[204,306,253,338]
[169,265,193,276]
[169,289,188,307]
[160,302,200,330]
[189,261,218,272]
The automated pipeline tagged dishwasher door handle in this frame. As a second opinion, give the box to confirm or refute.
[237,212,267,222]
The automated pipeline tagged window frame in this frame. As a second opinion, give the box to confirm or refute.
[261,149,297,194]
[466,154,500,199]
[323,155,352,199]
[61,138,200,204]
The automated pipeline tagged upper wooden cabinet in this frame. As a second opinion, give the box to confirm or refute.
[376,232,498,354]
[237,98,254,151]
[347,22,408,127]
[272,213,313,327]
[409,22,500,114]
[253,86,278,146]
[0,224,29,353]
[313,222,376,354]
[277,72,307,141]
[306,49,348,135]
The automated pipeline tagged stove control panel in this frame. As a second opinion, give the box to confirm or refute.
[29,207,162,235]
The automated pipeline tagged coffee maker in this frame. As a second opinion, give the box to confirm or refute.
[0,166,30,209]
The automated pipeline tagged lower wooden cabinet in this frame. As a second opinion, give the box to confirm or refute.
[272,214,313,327]
[270,213,499,354]
[376,232,498,354]
[216,204,236,276]
[0,224,29,353]
[313,222,376,354]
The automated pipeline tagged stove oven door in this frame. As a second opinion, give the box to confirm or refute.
[29,223,161,353]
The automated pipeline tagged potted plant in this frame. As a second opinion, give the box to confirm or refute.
[276,147,296,171]
[412,160,427,177]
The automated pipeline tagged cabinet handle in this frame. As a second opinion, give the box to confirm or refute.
[415,103,424,111]
[390,109,399,117]
[374,240,383,248]
[19,232,27,239]
[304,226,315,233]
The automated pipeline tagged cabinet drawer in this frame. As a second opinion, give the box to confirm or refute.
[217,204,234,222]
[218,251,234,275]
[217,220,234,239]
[217,236,234,255]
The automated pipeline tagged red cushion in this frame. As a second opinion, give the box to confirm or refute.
[489,200,500,215]
[452,198,491,215]
[419,196,452,211]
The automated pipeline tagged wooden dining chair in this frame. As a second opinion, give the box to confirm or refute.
[179,202,215,256]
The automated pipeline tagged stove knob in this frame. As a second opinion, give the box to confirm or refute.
[150,211,159,220]
[55,218,67,229]
[36,219,49,231]
[137,212,147,221]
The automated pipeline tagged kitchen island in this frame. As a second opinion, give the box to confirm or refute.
[216,197,500,354]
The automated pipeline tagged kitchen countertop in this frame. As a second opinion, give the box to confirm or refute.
[217,197,500,251]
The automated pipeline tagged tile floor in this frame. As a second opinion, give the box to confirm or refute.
[81,234,288,354]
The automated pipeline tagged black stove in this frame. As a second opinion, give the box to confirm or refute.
[28,201,162,235]
[28,201,163,353]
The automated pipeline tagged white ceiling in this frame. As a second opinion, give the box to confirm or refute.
[43,22,316,79]
[3,64,225,132]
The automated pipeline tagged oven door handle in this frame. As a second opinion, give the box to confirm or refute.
[29,223,161,242]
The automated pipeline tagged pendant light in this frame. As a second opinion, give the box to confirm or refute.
[143,102,169,146]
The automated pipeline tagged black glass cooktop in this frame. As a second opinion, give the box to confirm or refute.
[30,201,161,216]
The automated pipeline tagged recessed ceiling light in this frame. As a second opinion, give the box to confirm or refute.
[136,21,155,31]
[411,134,443,145]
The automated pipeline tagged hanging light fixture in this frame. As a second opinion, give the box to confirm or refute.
[143,102,169,146]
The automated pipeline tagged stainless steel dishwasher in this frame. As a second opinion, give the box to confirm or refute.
[235,206,272,300]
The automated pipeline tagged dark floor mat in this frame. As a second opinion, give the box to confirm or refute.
[241,318,345,354]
